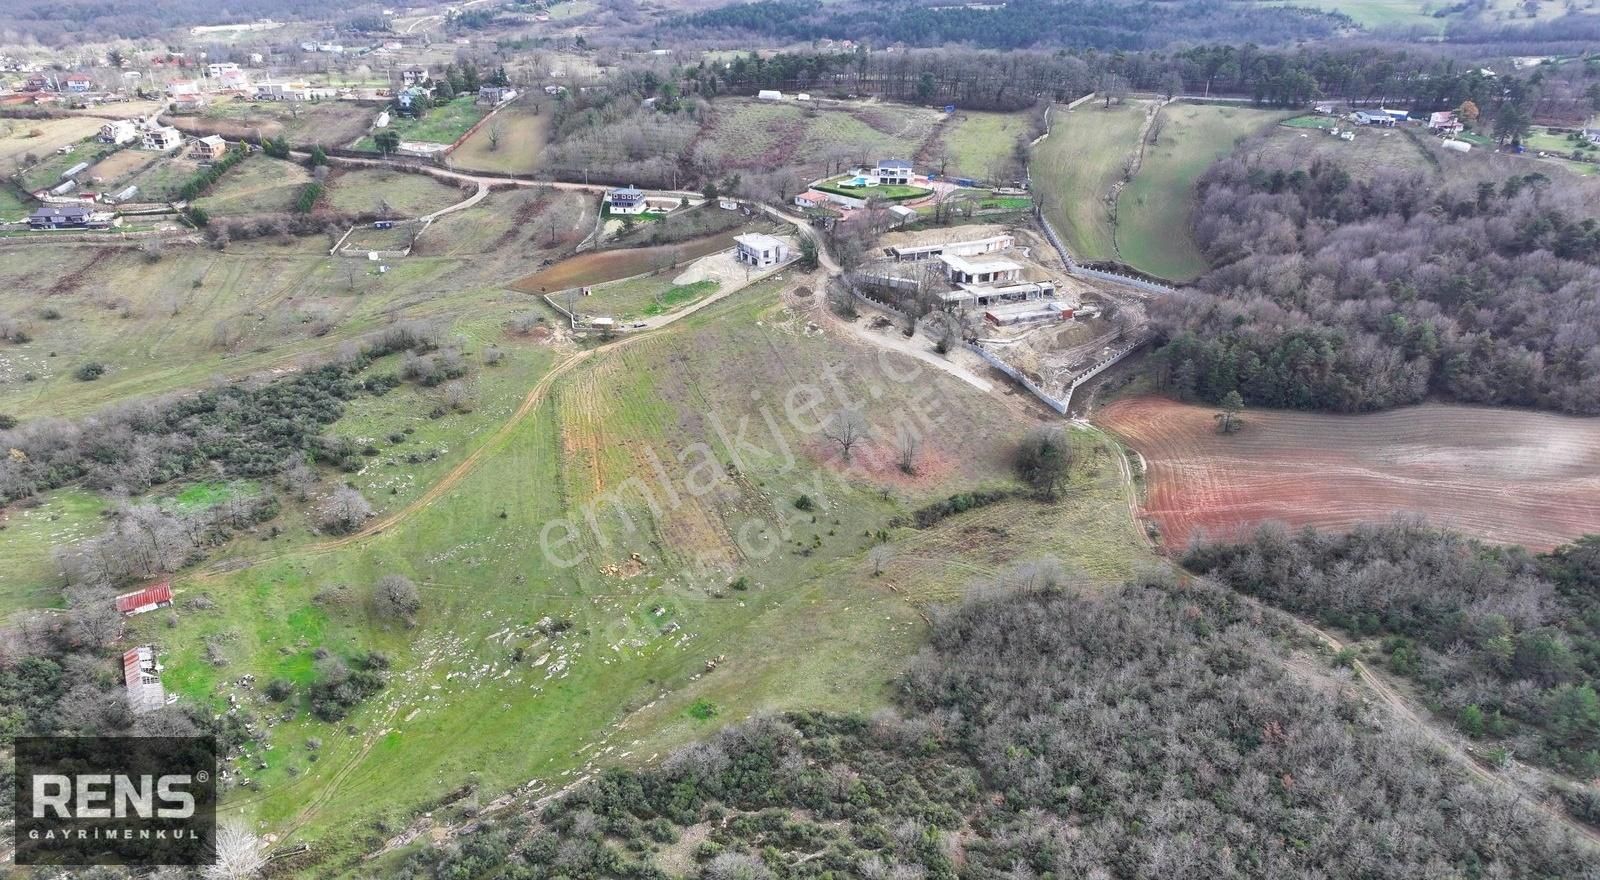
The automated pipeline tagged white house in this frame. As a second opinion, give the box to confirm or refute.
[141,125,183,151]
[756,89,783,101]
[719,197,739,210]
[99,119,139,145]
[123,646,167,714]
[939,253,1021,285]
[875,158,913,185]
[206,62,240,78]
[65,73,93,92]
[604,186,649,215]
[166,79,201,98]
[734,233,789,267]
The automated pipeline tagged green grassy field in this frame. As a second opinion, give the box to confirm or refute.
[1030,100,1151,264]
[449,102,551,174]
[325,167,467,217]
[195,155,313,216]
[352,97,488,151]
[0,194,580,423]
[120,276,1153,866]
[939,110,1034,181]
[167,100,379,149]
[578,278,720,320]
[0,489,106,614]
[0,181,31,219]
[1257,0,1444,29]
[1116,104,1288,281]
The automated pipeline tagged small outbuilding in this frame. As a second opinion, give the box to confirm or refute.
[123,645,167,714]
[116,581,174,616]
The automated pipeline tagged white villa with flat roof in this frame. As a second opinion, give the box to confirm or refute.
[735,233,789,267]
[875,158,913,185]
[939,254,1021,285]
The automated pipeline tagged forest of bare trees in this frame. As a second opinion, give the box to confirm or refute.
[1153,157,1600,413]
[1188,520,1600,780]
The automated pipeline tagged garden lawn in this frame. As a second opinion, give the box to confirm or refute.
[325,167,466,217]
[449,102,551,174]
[352,97,487,151]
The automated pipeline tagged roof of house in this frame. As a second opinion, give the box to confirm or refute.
[607,186,644,201]
[66,73,91,81]
[939,253,1021,276]
[115,581,173,613]
[198,134,225,146]
[878,158,912,169]
[30,204,91,220]
[735,232,787,251]
[889,205,918,217]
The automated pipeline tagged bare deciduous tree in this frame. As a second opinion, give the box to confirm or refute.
[205,820,266,880]
[823,409,870,462]
[896,424,921,475]
[373,574,422,626]
[868,543,895,577]
[318,487,373,535]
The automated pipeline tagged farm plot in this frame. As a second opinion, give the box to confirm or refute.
[18,138,119,192]
[701,99,943,174]
[351,96,487,151]
[509,226,765,292]
[937,110,1035,181]
[167,100,380,149]
[1098,395,1600,552]
[449,102,551,174]
[324,167,467,217]
[123,155,205,201]
[1030,100,1151,264]
[0,115,105,167]
[0,181,31,219]
[194,155,312,215]
[1115,104,1287,281]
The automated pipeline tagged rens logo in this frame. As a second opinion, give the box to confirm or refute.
[14,736,217,866]
[32,774,199,820]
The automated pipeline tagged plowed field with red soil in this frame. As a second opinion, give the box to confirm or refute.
[1098,396,1600,552]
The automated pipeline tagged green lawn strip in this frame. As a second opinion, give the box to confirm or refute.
[0,489,105,616]
[350,97,487,151]
[1116,104,1288,282]
[939,111,1033,180]
[1031,100,1149,263]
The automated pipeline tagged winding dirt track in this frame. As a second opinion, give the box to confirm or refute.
[1098,395,1600,551]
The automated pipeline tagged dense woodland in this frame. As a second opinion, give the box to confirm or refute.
[0,0,404,44]
[1187,522,1600,784]
[1153,158,1600,413]
[392,571,1597,879]
[673,0,1347,51]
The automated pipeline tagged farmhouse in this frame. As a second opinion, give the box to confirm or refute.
[99,119,139,145]
[193,134,228,160]
[719,197,740,210]
[141,126,183,151]
[604,186,649,215]
[206,62,240,78]
[1428,111,1463,134]
[888,233,1013,262]
[116,581,174,615]
[875,158,914,186]
[734,233,790,267]
[65,73,92,92]
[28,204,101,230]
[166,79,202,98]
[477,85,516,104]
[939,253,1021,285]
[123,645,167,714]
[402,66,431,86]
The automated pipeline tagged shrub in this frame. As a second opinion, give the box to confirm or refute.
[74,362,106,381]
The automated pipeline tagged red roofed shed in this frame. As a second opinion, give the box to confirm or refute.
[115,581,173,616]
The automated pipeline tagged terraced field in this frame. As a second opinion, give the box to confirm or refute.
[1099,395,1600,552]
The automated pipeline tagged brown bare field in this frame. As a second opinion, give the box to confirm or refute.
[84,149,158,188]
[508,229,748,293]
[1098,395,1600,552]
